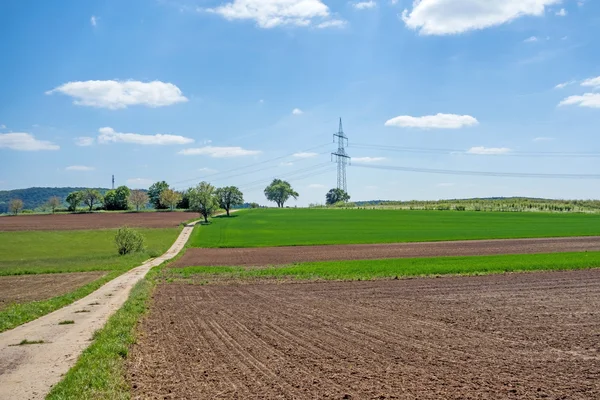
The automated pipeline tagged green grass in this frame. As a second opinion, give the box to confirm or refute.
[12,339,45,346]
[47,269,158,400]
[170,251,600,282]
[189,209,600,248]
[0,271,122,333]
[59,320,75,325]
[0,228,180,275]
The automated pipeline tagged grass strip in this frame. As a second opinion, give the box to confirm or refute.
[46,270,156,400]
[170,251,600,282]
[0,271,121,333]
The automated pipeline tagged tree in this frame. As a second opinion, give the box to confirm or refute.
[9,199,23,215]
[129,190,149,212]
[48,196,61,213]
[82,189,103,212]
[188,181,218,223]
[159,189,182,211]
[66,191,82,212]
[104,186,131,211]
[326,188,350,205]
[148,181,169,209]
[177,190,190,210]
[264,179,299,208]
[215,186,244,217]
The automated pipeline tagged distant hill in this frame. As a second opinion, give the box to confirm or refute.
[0,187,110,213]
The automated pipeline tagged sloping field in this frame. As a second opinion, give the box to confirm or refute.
[189,209,600,248]
[175,236,600,267]
[128,270,600,399]
[0,212,198,231]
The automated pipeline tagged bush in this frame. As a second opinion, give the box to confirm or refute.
[114,227,145,255]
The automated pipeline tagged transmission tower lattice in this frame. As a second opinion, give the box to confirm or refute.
[331,118,350,193]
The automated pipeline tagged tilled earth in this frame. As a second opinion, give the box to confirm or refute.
[0,212,199,231]
[0,272,106,310]
[174,236,600,267]
[128,269,600,399]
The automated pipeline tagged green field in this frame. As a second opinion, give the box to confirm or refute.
[169,251,600,282]
[0,228,180,275]
[189,209,600,248]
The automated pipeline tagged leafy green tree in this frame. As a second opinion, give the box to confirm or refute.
[215,186,244,216]
[82,189,103,212]
[326,188,350,205]
[9,199,23,215]
[104,186,130,211]
[148,181,169,209]
[129,190,149,211]
[264,179,298,208]
[177,190,190,209]
[66,191,82,212]
[47,196,61,213]
[188,181,218,223]
[159,189,182,211]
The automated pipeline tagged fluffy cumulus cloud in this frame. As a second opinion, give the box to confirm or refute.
[46,80,188,109]
[75,136,95,146]
[353,156,386,163]
[98,127,194,145]
[401,0,560,36]
[555,80,575,89]
[555,8,567,16]
[293,152,318,158]
[205,0,338,28]
[90,15,97,26]
[179,146,261,158]
[66,165,95,171]
[0,132,60,151]
[467,146,512,155]
[559,93,600,108]
[385,113,479,129]
[292,108,304,115]
[581,76,600,88]
[524,36,538,43]
[354,1,377,10]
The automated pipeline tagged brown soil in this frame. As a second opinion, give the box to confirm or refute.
[128,269,600,399]
[0,212,199,231]
[0,272,106,310]
[173,236,600,267]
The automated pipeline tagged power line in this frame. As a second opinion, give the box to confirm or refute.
[353,163,600,180]
[241,165,335,193]
[239,162,333,191]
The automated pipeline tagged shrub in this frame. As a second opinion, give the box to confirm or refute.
[114,227,145,255]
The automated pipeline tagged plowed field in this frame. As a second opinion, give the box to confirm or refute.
[174,236,600,267]
[128,269,600,399]
[0,212,198,231]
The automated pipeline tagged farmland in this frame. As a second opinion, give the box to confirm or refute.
[189,208,600,248]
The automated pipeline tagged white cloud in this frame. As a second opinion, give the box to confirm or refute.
[533,137,554,142]
[46,80,188,109]
[179,146,261,158]
[401,0,560,36]
[317,19,346,28]
[66,165,95,171]
[205,0,332,28]
[98,127,194,145]
[198,167,218,173]
[293,152,318,158]
[385,113,479,129]
[74,136,95,146]
[555,8,567,16]
[353,1,376,10]
[91,15,97,26]
[555,80,575,89]
[467,146,512,155]
[524,36,538,43]
[308,183,325,188]
[353,157,386,163]
[127,178,154,188]
[559,93,600,108]
[581,76,600,88]
[0,133,60,151]
[292,108,304,115]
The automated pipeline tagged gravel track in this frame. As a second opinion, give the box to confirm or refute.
[129,269,600,399]
[174,236,600,267]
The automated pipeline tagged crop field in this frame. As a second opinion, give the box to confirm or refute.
[128,269,600,399]
[0,211,199,231]
[189,209,600,248]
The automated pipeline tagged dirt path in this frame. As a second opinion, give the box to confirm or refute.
[129,269,600,399]
[174,236,600,267]
[0,221,199,400]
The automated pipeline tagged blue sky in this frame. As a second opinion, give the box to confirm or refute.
[1,0,599,206]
